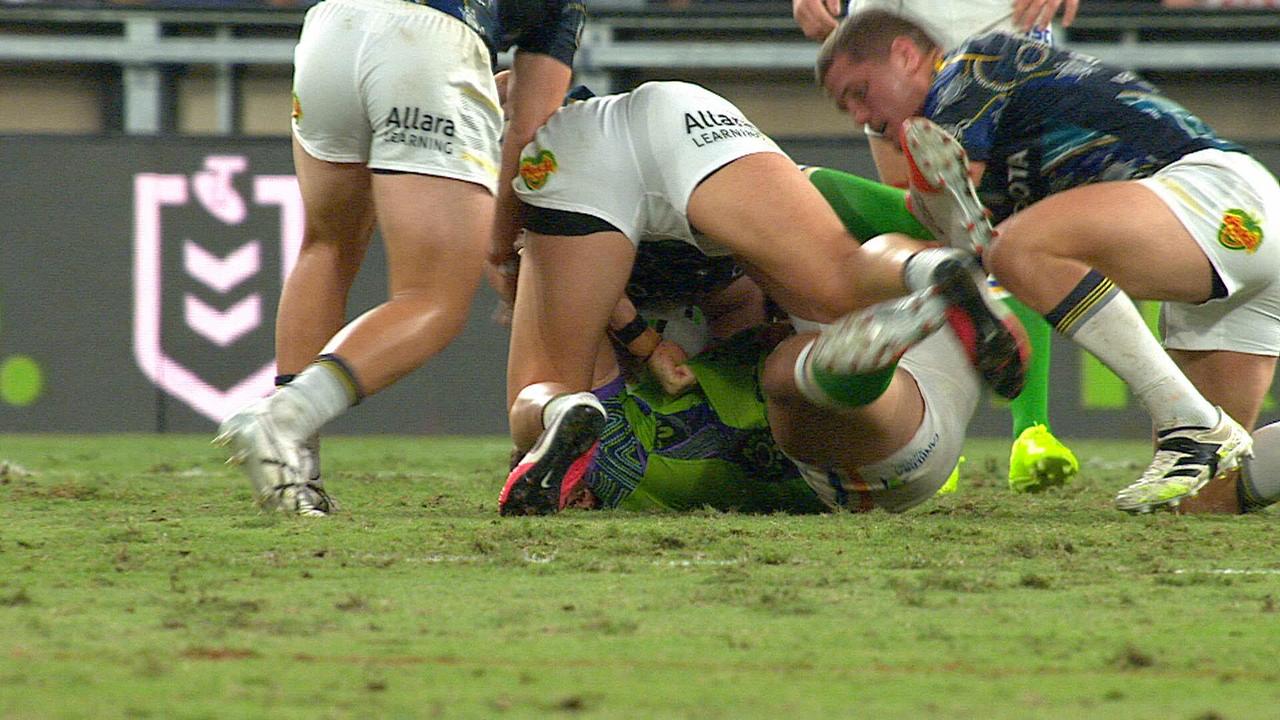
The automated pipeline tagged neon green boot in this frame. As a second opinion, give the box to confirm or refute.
[1009,424,1078,493]
[936,456,964,495]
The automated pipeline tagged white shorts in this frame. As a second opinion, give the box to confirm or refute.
[795,327,980,513]
[513,81,788,254]
[1137,149,1280,355]
[291,0,503,193]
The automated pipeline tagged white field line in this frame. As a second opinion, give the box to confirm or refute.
[1172,568,1280,575]
[345,552,746,567]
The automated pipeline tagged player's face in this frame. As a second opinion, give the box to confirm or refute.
[823,48,928,144]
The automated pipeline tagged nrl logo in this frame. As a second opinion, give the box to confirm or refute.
[1217,208,1263,254]
[133,155,302,423]
[518,149,557,190]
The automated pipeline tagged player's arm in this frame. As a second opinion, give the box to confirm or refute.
[792,0,841,41]
[1011,0,1080,32]
[491,52,573,297]
[700,275,769,340]
[608,297,661,360]
[968,160,987,185]
[490,0,584,300]
[608,297,697,396]
[868,131,909,189]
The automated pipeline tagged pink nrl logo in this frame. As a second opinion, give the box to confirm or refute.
[133,156,302,423]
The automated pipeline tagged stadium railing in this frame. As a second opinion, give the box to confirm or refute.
[2,0,1278,134]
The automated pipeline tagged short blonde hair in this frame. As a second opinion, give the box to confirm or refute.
[815,9,938,87]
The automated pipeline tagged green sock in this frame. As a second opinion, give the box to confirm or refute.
[796,167,929,408]
[1004,296,1052,436]
[800,350,897,408]
[805,167,933,242]
[812,365,896,407]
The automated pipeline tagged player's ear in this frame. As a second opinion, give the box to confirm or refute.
[889,35,922,74]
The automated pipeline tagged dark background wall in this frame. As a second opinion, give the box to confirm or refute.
[2,134,1278,436]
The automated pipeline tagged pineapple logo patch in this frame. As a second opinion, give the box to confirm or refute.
[519,150,557,190]
[1218,208,1263,254]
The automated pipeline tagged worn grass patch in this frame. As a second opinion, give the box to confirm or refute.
[1,434,1278,719]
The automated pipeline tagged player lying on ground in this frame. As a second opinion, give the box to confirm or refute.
[798,0,1085,496]
[816,10,1280,512]
[495,79,1028,514]
[498,80,1031,515]
[807,165,1077,493]
[508,272,828,513]
[503,232,1001,515]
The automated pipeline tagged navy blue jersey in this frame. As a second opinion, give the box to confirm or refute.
[924,32,1243,223]
[402,0,584,67]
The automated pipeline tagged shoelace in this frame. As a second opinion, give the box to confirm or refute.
[270,481,335,514]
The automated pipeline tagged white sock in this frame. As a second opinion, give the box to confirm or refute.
[792,340,843,409]
[270,362,356,440]
[542,392,605,430]
[1061,290,1217,431]
[1240,421,1280,510]
[902,247,967,292]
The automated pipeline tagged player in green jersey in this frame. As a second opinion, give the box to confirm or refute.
[502,164,1009,515]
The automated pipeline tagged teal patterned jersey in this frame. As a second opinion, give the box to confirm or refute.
[584,328,825,514]
[925,32,1243,222]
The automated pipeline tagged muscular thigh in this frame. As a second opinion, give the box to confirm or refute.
[370,172,492,295]
[998,182,1215,303]
[506,231,637,405]
[292,137,375,256]
[1168,348,1277,430]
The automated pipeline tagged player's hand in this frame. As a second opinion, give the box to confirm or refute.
[792,0,841,41]
[646,340,697,396]
[484,261,517,326]
[1012,0,1079,31]
[485,236,521,325]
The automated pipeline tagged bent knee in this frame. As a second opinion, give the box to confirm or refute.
[983,233,1016,278]
[760,335,813,407]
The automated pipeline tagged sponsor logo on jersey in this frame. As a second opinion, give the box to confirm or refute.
[885,431,939,481]
[291,92,302,123]
[519,149,558,190]
[684,109,762,147]
[386,106,456,136]
[382,106,457,154]
[1218,208,1263,253]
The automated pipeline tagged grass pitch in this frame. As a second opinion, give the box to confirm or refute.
[1,434,1278,719]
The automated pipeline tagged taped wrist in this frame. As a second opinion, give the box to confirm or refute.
[611,314,660,359]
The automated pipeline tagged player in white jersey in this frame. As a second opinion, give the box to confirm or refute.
[793,0,1078,45]
[817,11,1276,512]
[214,0,584,516]
[794,0,1083,495]
[496,80,1029,514]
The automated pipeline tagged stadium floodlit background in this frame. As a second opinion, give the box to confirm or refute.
[2,0,1280,437]
[6,4,1280,719]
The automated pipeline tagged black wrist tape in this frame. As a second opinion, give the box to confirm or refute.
[611,314,648,345]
